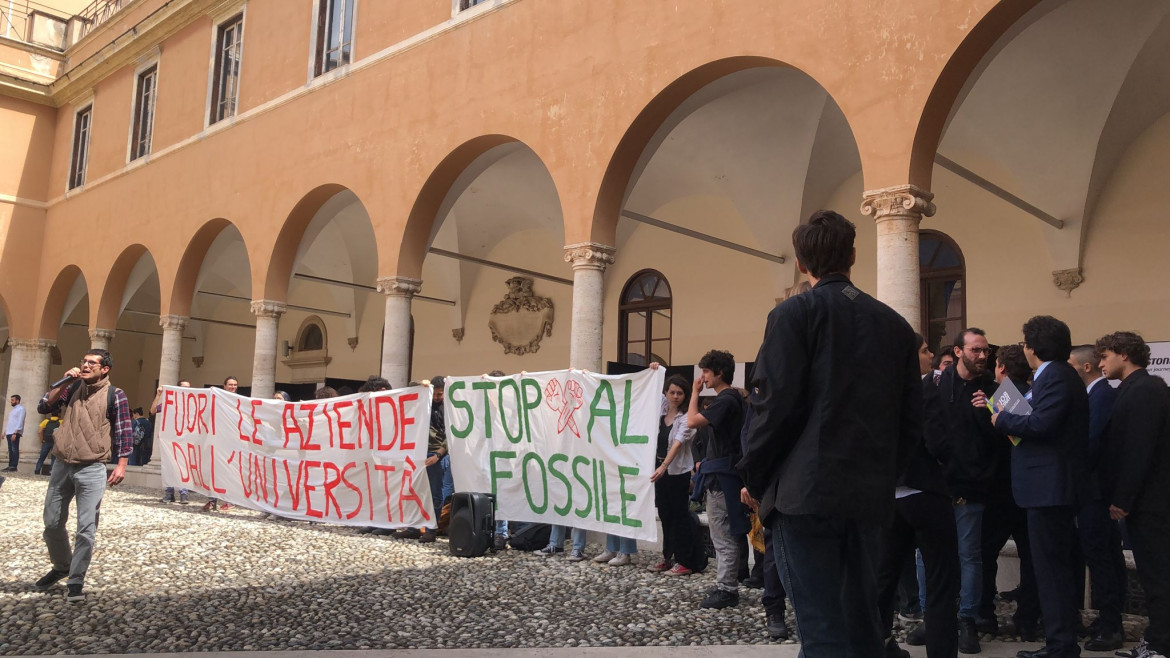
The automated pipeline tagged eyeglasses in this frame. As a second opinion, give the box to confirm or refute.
[966,347,992,355]
[80,359,103,367]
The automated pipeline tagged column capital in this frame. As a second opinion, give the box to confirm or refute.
[1052,267,1084,297]
[860,184,936,223]
[249,300,287,318]
[159,314,189,331]
[88,328,115,341]
[8,337,56,351]
[376,276,423,297]
[563,242,616,271]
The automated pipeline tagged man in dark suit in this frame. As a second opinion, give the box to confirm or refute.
[1096,331,1170,658]
[1067,344,1125,651]
[994,315,1090,658]
[740,210,922,657]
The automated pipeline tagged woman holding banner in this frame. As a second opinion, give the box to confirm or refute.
[649,374,705,576]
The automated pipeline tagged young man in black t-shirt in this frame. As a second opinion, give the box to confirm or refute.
[687,349,747,609]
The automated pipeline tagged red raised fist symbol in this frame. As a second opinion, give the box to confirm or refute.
[544,379,584,438]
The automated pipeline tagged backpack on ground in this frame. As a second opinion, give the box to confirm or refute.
[507,522,552,551]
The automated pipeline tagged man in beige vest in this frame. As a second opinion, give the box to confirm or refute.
[34,348,132,602]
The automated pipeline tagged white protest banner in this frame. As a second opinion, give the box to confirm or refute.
[1148,341,1170,385]
[159,386,434,528]
[444,368,665,542]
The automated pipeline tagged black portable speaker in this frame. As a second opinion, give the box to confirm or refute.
[448,492,495,557]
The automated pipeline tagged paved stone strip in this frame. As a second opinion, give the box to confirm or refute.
[0,474,1147,655]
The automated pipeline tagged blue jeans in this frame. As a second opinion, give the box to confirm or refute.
[35,441,56,474]
[953,501,985,619]
[549,525,586,551]
[425,452,449,515]
[164,486,188,497]
[43,461,107,585]
[6,433,20,469]
[440,454,454,503]
[772,513,883,658]
[605,534,637,554]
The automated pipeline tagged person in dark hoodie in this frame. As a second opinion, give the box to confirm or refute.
[975,343,1041,641]
[687,349,748,610]
[933,327,1000,654]
[877,333,960,658]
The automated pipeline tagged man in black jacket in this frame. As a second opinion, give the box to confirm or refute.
[1096,331,1170,658]
[740,210,922,657]
[877,334,960,658]
[935,327,1000,654]
[994,316,1090,658]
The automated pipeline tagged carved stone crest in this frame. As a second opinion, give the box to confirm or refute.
[488,277,554,355]
[1052,268,1084,296]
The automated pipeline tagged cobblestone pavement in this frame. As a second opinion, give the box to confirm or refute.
[0,473,1148,655]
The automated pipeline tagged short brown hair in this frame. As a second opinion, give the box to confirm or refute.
[792,210,855,278]
[1095,331,1150,368]
[996,343,1031,384]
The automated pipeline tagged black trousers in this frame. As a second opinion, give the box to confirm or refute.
[980,500,1040,626]
[1027,505,1082,657]
[877,492,959,657]
[1128,510,1170,654]
[761,527,787,615]
[655,472,705,570]
[1076,500,1127,632]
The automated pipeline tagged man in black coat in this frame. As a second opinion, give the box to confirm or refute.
[1068,344,1125,651]
[993,316,1090,658]
[877,334,960,658]
[740,210,922,657]
[1096,331,1170,658]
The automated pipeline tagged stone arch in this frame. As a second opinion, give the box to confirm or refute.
[170,218,252,317]
[395,134,520,280]
[262,183,359,302]
[592,56,850,247]
[909,0,1045,189]
[37,265,88,341]
[95,244,157,330]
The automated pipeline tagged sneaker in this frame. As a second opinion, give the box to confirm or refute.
[160,494,175,503]
[0,475,6,489]
[905,621,927,647]
[898,610,924,623]
[1116,638,1149,658]
[649,559,673,572]
[418,530,436,544]
[217,502,233,511]
[35,569,69,591]
[1085,630,1124,652]
[766,610,789,640]
[66,584,85,603]
[742,574,765,589]
[606,552,631,567]
[958,617,980,654]
[699,588,739,609]
[493,535,508,551]
[534,545,562,557]
[201,500,217,512]
[592,550,617,564]
[394,528,421,540]
[567,549,587,562]
[178,492,189,505]
[664,564,693,576]
[357,526,375,534]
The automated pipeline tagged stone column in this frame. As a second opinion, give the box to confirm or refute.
[861,185,936,332]
[5,338,55,458]
[249,301,286,399]
[563,242,616,371]
[88,328,115,351]
[377,277,422,388]
[158,315,188,387]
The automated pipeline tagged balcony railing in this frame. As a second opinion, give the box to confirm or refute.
[1,0,71,49]
[76,0,125,40]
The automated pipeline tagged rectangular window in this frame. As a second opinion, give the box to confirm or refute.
[314,0,354,77]
[458,0,486,10]
[69,105,92,190]
[210,14,244,125]
[130,64,158,160]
